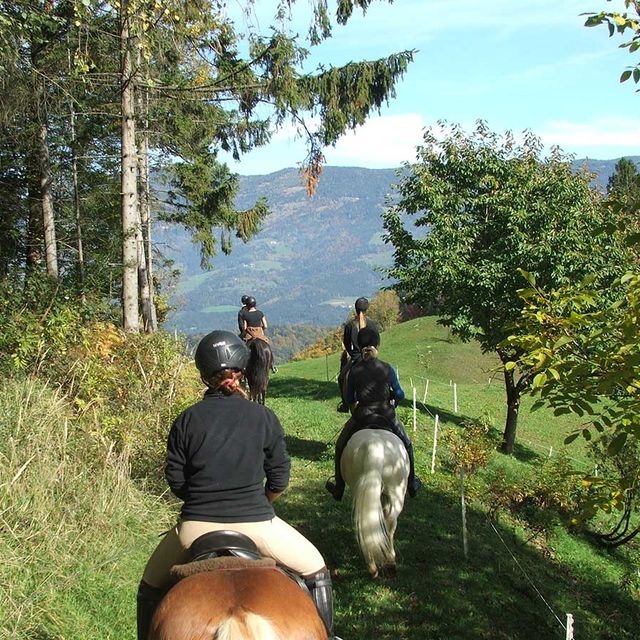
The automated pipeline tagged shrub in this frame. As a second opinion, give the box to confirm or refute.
[367,289,401,331]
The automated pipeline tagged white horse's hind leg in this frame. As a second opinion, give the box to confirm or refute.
[343,429,409,579]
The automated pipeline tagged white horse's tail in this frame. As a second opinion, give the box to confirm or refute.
[349,439,394,576]
[214,611,281,640]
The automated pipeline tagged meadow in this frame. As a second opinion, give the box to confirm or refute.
[1,316,637,639]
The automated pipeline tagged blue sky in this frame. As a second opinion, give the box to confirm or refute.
[221,0,639,175]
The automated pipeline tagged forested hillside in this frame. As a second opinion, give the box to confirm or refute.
[159,158,640,339]
[158,166,401,334]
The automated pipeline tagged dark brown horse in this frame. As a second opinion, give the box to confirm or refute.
[245,338,272,404]
[149,566,327,640]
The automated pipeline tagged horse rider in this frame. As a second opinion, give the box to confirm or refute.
[336,297,378,413]
[237,294,250,336]
[239,296,277,373]
[326,325,423,501]
[137,331,341,640]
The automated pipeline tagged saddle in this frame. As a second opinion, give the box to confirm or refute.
[244,327,270,344]
[352,404,395,433]
[169,530,309,594]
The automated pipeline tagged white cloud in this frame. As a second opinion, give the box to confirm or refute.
[539,119,640,156]
[322,113,427,167]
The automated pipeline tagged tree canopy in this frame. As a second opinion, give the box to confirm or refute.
[383,121,631,453]
[0,0,413,331]
[503,270,640,545]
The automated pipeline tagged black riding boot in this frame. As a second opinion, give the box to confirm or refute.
[326,420,358,501]
[405,439,422,497]
[305,568,341,640]
[137,580,164,640]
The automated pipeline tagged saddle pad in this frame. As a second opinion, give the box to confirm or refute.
[170,556,276,581]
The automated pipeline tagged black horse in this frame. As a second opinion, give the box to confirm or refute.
[245,339,272,404]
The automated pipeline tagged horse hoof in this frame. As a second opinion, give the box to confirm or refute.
[381,563,397,579]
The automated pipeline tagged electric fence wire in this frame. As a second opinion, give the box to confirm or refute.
[486,516,568,634]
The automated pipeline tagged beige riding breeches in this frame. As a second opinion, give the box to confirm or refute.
[142,516,326,588]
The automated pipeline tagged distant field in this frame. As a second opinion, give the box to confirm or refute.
[177,271,211,294]
[201,304,238,313]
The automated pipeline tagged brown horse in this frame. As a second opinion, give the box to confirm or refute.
[245,338,272,404]
[149,566,327,640]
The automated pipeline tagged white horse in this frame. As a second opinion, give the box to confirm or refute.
[341,428,409,578]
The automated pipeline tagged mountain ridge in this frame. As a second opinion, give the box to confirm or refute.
[160,157,639,336]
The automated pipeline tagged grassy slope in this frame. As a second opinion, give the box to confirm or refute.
[267,316,638,640]
[3,318,637,639]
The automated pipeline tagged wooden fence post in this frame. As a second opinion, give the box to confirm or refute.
[412,387,417,432]
[431,414,439,474]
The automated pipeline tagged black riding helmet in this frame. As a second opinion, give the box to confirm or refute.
[354,297,369,313]
[357,325,380,348]
[195,330,250,379]
[241,295,250,305]
[246,296,256,307]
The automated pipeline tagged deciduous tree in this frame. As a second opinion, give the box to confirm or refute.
[503,271,640,545]
[383,121,629,453]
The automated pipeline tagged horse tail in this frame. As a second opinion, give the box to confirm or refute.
[214,611,281,640]
[247,340,271,404]
[350,442,393,576]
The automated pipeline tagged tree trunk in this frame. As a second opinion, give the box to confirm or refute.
[26,170,42,272]
[500,365,520,454]
[136,54,157,332]
[68,45,85,300]
[34,72,58,279]
[120,0,139,332]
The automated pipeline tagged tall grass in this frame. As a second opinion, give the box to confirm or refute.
[0,378,175,640]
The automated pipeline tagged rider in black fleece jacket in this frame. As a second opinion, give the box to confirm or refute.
[165,390,289,522]
[137,331,340,640]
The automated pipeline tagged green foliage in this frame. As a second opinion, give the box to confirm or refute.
[585,2,640,87]
[291,325,343,360]
[0,377,175,640]
[0,278,114,374]
[0,278,201,483]
[442,418,496,476]
[384,121,625,351]
[606,157,640,197]
[486,453,584,535]
[367,288,401,331]
[63,323,201,482]
[383,120,632,451]
[503,271,640,532]
[603,158,640,266]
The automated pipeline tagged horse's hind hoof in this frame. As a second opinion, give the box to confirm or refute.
[381,563,397,579]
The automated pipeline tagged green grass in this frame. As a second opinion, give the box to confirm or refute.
[265,316,638,639]
[0,379,177,640]
[201,304,239,313]
[2,317,637,639]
